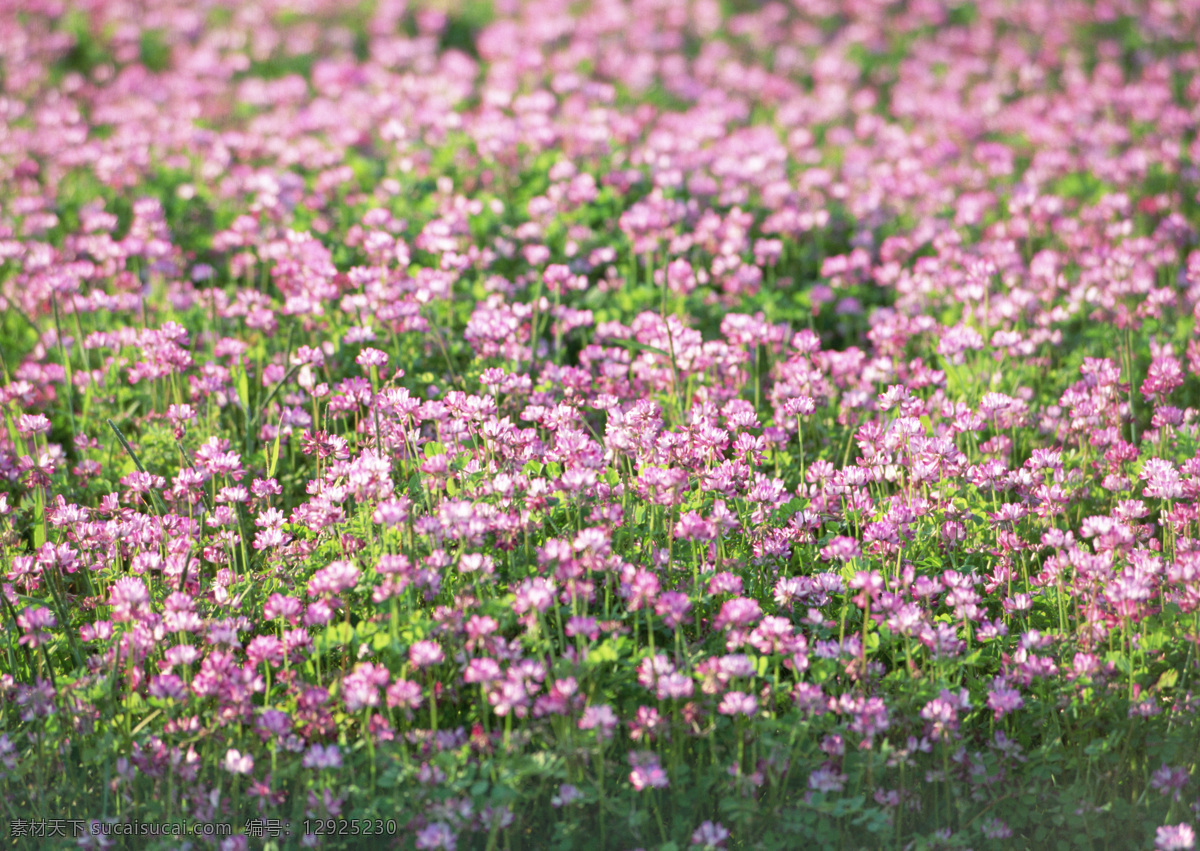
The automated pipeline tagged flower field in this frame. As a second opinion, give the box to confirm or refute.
[3,0,1200,848]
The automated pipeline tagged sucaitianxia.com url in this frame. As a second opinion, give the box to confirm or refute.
[9,819,233,839]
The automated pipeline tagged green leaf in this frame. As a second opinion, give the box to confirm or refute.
[267,430,281,479]
[235,364,250,411]
[606,337,671,358]
[1155,668,1179,691]
[584,639,621,667]
[320,622,355,650]
[33,487,45,550]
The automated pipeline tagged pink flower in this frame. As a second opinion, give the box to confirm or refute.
[355,348,389,369]
[341,663,389,713]
[819,536,861,561]
[1156,825,1195,851]
[463,657,502,685]
[1142,356,1184,401]
[16,414,51,437]
[109,577,150,623]
[223,748,254,775]
[707,573,743,596]
[622,568,660,611]
[628,706,663,742]
[654,592,692,628]
[245,635,285,668]
[718,691,758,717]
[409,640,444,669]
[373,499,410,526]
[308,560,359,596]
[656,673,694,701]
[263,594,303,623]
[578,704,619,740]
[674,511,716,542]
[386,679,423,711]
[513,577,556,617]
[488,678,529,718]
[16,606,55,648]
[564,616,600,640]
[628,751,669,790]
[713,597,762,630]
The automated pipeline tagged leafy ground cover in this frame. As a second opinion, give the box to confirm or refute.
[2,0,1200,848]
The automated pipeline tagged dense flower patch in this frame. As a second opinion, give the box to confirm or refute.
[2,0,1200,848]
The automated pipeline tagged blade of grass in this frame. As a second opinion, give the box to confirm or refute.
[106,418,167,518]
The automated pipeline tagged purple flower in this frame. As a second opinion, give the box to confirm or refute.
[654,592,692,628]
[808,767,848,793]
[986,677,1024,720]
[1151,764,1190,802]
[551,784,582,807]
[980,818,1013,840]
[415,822,457,851]
[691,821,730,849]
[148,674,187,701]
[15,679,55,721]
[792,683,828,716]
[846,696,890,747]
[302,744,342,770]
